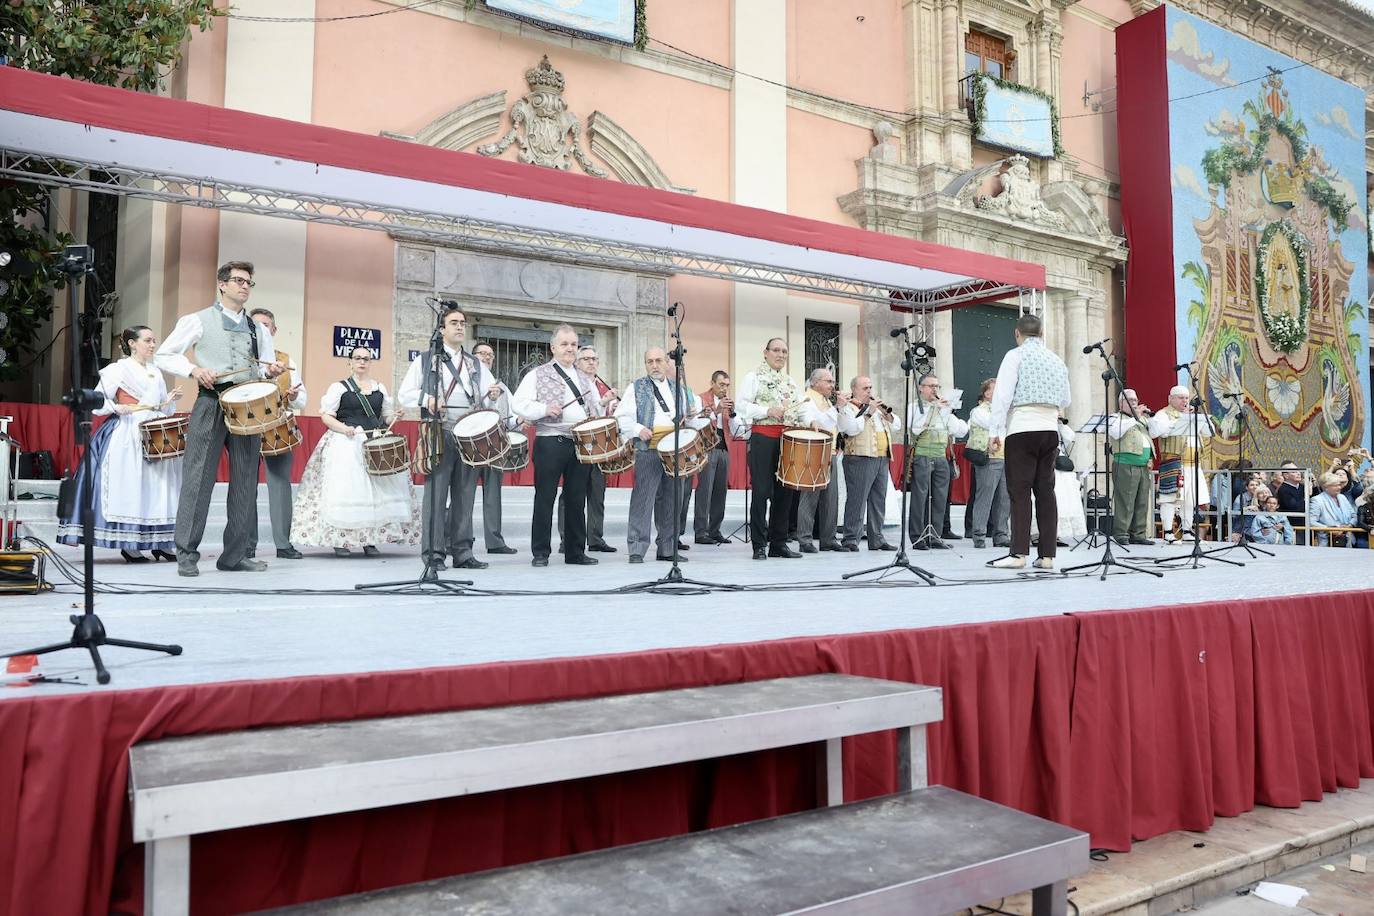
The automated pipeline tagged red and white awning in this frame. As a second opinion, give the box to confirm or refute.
[0,66,1045,307]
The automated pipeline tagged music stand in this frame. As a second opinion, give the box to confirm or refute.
[1069,414,1110,551]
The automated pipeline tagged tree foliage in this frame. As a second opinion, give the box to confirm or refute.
[0,0,222,381]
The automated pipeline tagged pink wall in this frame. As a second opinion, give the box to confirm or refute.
[1059,12,1122,188]
[787,0,906,116]
[786,107,871,224]
[666,274,732,392]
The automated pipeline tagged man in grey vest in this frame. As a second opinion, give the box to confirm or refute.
[472,341,519,555]
[615,347,708,562]
[838,376,900,550]
[399,304,503,571]
[246,307,306,560]
[155,260,286,577]
[907,374,968,549]
[987,313,1072,570]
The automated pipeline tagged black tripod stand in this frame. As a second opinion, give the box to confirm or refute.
[1061,346,1162,580]
[1157,366,1241,569]
[844,328,935,585]
[1201,392,1273,560]
[357,299,475,594]
[3,245,182,684]
[621,301,739,594]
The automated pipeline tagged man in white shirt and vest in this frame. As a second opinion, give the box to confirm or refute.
[796,367,846,552]
[987,313,1072,569]
[615,347,708,562]
[1148,384,1213,542]
[736,338,806,560]
[1107,388,1156,546]
[694,370,746,544]
[471,341,520,556]
[399,304,502,572]
[838,376,900,551]
[907,373,969,549]
[558,346,619,553]
[512,324,605,567]
[155,260,286,577]
[247,307,307,561]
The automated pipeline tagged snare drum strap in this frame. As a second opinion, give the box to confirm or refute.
[344,378,380,425]
[554,363,596,416]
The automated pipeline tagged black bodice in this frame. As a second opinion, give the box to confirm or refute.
[335,384,386,430]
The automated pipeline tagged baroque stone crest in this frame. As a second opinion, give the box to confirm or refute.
[478,55,607,177]
[973,155,1066,229]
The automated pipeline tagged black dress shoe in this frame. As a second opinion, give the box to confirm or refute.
[487,545,517,555]
[629,555,644,564]
[656,553,688,562]
[694,537,716,545]
[362,545,381,557]
[768,545,801,558]
[121,550,151,564]
[276,547,304,560]
[334,547,352,558]
[677,541,690,551]
[799,542,818,554]
[566,555,598,565]
[427,556,447,569]
[1129,536,1155,546]
[216,558,268,572]
[455,557,489,570]
[753,547,767,560]
[942,532,962,541]
[152,549,176,562]
[589,543,617,553]
[532,557,549,567]
[929,539,953,550]
[872,542,898,551]
[819,542,843,552]
[712,534,730,544]
[840,542,860,552]
[1113,536,1130,546]
[912,542,929,550]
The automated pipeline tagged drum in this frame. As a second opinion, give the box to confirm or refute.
[140,415,189,461]
[412,422,443,476]
[452,409,510,467]
[219,381,288,436]
[490,431,529,473]
[776,429,833,491]
[696,420,720,452]
[598,440,637,475]
[655,428,708,479]
[572,417,622,465]
[260,412,302,457]
[364,434,411,477]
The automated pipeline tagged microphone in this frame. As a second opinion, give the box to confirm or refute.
[1174,361,1193,371]
[438,298,459,308]
[668,302,681,316]
[890,326,911,338]
[1081,337,1110,354]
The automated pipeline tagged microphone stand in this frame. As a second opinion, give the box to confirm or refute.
[1060,345,1162,580]
[844,329,935,585]
[621,301,739,594]
[1156,365,1242,569]
[357,300,476,594]
[1201,392,1272,560]
[3,246,183,683]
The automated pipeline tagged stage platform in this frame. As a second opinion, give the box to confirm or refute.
[3,485,1374,916]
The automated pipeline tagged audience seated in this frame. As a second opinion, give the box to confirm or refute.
[1248,495,1294,545]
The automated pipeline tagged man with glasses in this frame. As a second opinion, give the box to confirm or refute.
[797,367,846,552]
[156,260,286,577]
[558,346,619,553]
[399,304,503,572]
[247,307,307,561]
[472,342,519,555]
[838,376,900,551]
[694,370,744,544]
[737,338,805,559]
[907,373,968,550]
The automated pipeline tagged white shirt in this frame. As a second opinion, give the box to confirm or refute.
[512,361,602,435]
[154,303,275,380]
[282,356,307,411]
[1147,407,1214,443]
[615,377,707,441]
[800,394,839,433]
[398,345,498,414]
[908,399,970,438]
[1106,413,1150,441]
[321,379,392,418]
[838,401,901,436]
[987,342,1071,439]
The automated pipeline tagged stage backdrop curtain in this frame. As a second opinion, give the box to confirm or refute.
[0,616,1078,916]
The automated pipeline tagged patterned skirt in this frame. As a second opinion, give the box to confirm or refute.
[1157,456,1183,496]
[57,420,177,551]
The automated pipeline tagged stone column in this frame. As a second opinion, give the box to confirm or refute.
[941,0,960,113]
[1065,292,1092,428]
[932,310,954,391]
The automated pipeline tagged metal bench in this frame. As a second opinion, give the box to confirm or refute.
[268,787,1087,916]
[130,674,943,915]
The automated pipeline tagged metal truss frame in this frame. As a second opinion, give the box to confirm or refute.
[0,149,1035,309]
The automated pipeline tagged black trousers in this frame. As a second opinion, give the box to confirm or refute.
[1005,430,1059,558]
[532,436,589,561]
[748,434,798,549]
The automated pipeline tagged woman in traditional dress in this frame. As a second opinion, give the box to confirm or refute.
[290,347,420,556]
[57,325,183,562]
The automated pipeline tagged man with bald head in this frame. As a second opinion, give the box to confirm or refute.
[796,366,847,552]
[615,347,707,563]
[838,375,900,550]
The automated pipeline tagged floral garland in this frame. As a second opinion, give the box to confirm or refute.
[968,72,1063,159]
[1253,221,1311,354]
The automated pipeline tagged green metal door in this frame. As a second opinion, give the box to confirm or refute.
[951,303,1017,417]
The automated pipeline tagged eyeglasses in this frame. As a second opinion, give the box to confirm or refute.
[578,355,599,361]
[224,276,256,288]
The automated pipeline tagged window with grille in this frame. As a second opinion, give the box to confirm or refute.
[804,320,840,388]
[961,27,1015,108]
[473,323,596,392]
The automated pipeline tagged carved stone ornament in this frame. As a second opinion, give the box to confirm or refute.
[478,55,607,177]
[973,155,1067,229]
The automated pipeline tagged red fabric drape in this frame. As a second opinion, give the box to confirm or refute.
[3,591,1374,914]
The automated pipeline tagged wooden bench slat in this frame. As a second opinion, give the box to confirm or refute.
[267,787,1088,916]
[130,675,941,841]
